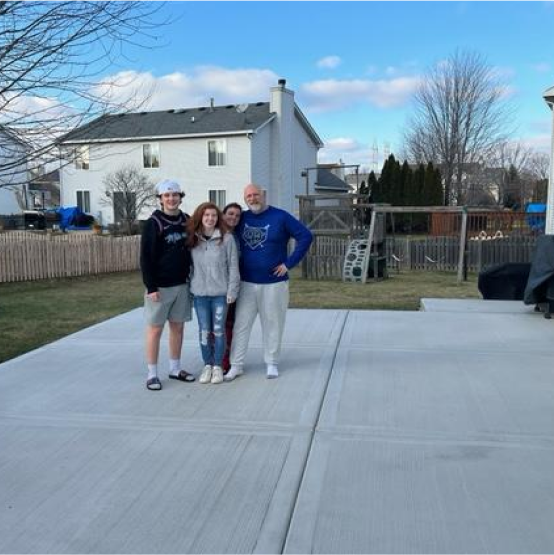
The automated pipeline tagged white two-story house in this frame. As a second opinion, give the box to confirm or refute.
[58,80,323,224]
[0,126,30,215]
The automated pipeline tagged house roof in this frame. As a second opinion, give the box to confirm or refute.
[59,100,323,148]
[59,102,274,144]
[544,85,554,108]
[0,125,30,149]
[315,168,351,192]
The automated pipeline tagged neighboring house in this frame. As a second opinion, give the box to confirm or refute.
[28,169,60,209]
[0,126,30,215]
[58,79,323,225]
[315,168,351,194]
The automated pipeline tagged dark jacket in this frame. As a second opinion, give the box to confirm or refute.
[140,209,192,294]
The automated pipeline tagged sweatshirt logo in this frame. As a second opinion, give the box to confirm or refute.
[166,231,186,245]
[243,223,269,250]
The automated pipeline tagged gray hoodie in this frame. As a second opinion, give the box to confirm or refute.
[190,229,240,300]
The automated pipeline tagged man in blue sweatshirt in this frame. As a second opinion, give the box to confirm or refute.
[225,184,313,380]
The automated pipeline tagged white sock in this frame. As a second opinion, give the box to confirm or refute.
[147,364,158,381]
[169,359,181,376]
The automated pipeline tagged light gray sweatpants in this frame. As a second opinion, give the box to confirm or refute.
[230,280,289,369]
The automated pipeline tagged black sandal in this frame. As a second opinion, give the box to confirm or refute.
[169,370,196,383]
[146,377,162,391]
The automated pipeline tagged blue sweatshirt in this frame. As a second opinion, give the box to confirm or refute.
[236,206,313,284]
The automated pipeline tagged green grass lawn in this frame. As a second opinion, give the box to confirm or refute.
[0,270,480,364]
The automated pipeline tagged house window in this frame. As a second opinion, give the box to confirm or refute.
[113,192,137,223]
[143,143,160,168]
[208,140,226,166]
[76,190,90,213]
[209,189,226,208]
[74,146,89,170]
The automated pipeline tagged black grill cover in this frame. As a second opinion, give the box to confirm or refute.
[478,263,531,300]
[524,235,554,305]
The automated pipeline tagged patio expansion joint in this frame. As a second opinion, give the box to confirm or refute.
[0,411,315,438]
[314,424,554,451]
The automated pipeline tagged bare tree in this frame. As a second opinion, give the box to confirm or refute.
[404,50,513,205]
[100,166,156,235]
[527,151,551,203]
[0,1,166,187]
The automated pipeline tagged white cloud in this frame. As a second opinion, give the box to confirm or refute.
[300,76,421,112]
[317,56,342,69]
[95,66,280,110]
[319,137,374,170]
[532,62,552,73]
[521,134,551,153]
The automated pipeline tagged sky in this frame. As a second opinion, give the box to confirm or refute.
[97,1,554,172]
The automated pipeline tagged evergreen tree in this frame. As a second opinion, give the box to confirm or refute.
[366,171,378,202]
[377,154,397,203]
[412,163,426,204]
[400,160,413,206]
[423,162,443,206]
[389,158,404,206]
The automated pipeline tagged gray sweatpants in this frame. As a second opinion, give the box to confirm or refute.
[229,280,289,369]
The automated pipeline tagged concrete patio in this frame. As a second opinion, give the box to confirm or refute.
[1,300,554,554]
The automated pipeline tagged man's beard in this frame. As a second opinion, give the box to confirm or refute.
[248,202,264,214]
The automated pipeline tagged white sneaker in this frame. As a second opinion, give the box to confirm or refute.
[199,364,212,384]
[224,366,243,381]
[266,365,279,379]
[211,365,224,384]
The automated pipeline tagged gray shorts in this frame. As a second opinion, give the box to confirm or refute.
[144,284,192,326]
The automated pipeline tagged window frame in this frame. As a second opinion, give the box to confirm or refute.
[142,142,160,169]
[207,139,227,167]
[76,190,90,213]
[74,146,89,170]
[208,189,226,209]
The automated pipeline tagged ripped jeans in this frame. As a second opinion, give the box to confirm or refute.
[193,295,228,366]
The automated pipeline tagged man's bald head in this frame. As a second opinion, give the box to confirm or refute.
[244,184,266,214]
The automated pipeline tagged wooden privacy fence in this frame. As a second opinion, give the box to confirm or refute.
[387,235,537,272]
[0,232,140,283]
[304,234,539,279]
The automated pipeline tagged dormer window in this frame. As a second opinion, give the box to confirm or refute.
[208,140,226,166]
[74,146,89,170]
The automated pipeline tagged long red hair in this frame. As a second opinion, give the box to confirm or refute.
[187,202,228,248]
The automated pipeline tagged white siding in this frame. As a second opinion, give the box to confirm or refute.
[0,133,29,214]
[291,117,319,214]
[250,123,272,201]
[60,135,252,224]
[269,85,320,214]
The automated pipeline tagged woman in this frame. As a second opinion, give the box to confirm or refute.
[221,203,242,373]
[188,202,240,384]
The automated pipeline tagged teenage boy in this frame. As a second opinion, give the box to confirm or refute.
[140,179,195,390]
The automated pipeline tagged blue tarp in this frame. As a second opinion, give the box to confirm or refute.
[525,203,546,233]
[56,206,93,231]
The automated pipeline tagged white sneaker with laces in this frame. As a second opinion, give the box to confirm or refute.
[224,365,243,381]
[199,364,213,384]
[211,365,224,384]
[266,365,279,379]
